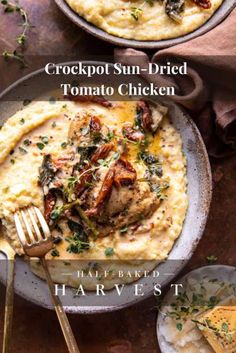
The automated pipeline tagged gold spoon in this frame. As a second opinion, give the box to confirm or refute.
[0,235,16,353]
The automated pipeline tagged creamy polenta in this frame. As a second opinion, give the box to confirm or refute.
[0,97,187,289]
[65,0,223,41]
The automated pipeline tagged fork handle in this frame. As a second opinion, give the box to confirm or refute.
[40,258,80,353]
[2,256,15,353]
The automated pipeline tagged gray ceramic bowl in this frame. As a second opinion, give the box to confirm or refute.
[54,0,236,49]
[0,62,212,313]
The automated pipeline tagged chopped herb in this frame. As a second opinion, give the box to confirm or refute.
[10,159,15,164]
[67,177,77,188]
[76,146,97,168]
[51,248,60,257]
[36,142,45,150]
[105,131,114,142]
[105,247,114,257]
[23,139,31,146]
[66,233,90,254]
[176,323,183,331]
[221,323,229,332]
[139,151,158,165]
[61,142,67,149]
[52,121,56,128]
[131,7,143,21]
[148,164,163,177]
[139,151,163,178]
[151,181,169,197]
[41,136,49,144]
[62,104,67,109]
[206,255,218,264]
[120,226,128,234]
[226,334,233,342]
[50,207,63,221]
[19,146,27,155]
[19,118,25,125]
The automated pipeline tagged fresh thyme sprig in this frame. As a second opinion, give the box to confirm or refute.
[2,49,26,65]
[1,0,30,66]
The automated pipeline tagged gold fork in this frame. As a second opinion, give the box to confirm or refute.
[0,235,15,353]
[14,206,80,353]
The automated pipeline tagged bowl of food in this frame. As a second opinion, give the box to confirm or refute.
[0,62,211,313]
[54,0,235,49]
[157,265,236,353]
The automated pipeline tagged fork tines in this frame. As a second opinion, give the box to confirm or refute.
[14,207,50,247]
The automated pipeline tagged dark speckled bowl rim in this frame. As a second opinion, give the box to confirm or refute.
[54,0,236,49]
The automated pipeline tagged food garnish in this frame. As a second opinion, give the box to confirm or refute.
[105,247,114,257]
[51,248,60,257]
[206,255,218,264]
[36,99,176,257]
[1,0,30,66]
[130,7,143,21]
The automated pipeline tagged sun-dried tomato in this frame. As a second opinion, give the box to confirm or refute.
[114,158,137,187]
[86,157,136,216]
[122,126,145,142]
[44,191,57,223]
[137,100,153,132]
[75,143,114,196]
[53,157,72,169]
[95,167,115,208]
[91,143,114,164]
[192,0,211,9]
[90,116,101,132]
